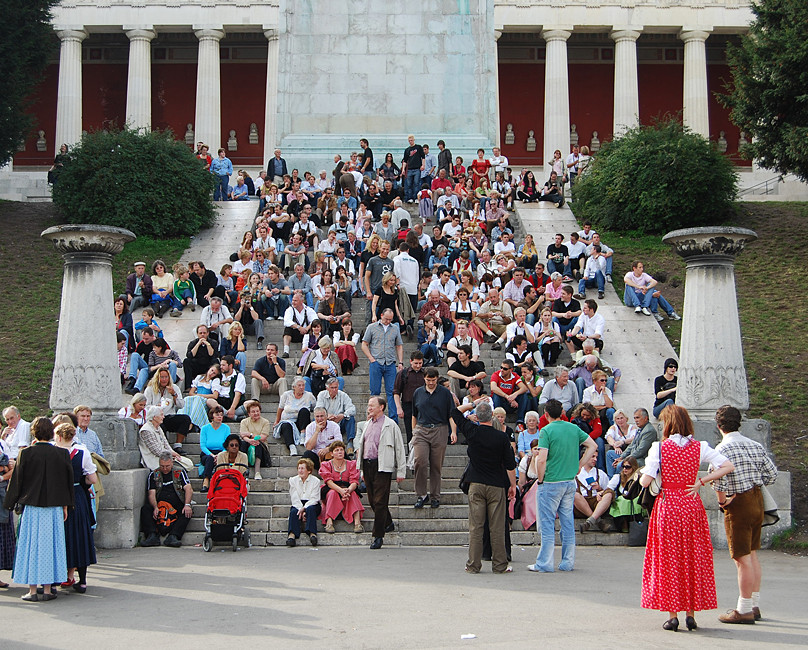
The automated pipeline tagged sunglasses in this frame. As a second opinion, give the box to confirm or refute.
[622,465,632,470]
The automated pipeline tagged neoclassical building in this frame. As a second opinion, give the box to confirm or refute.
[13,0,755,175]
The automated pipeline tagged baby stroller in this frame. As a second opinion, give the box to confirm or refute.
[203,467,251,552]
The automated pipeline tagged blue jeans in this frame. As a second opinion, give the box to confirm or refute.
[404,169,421,201]
[547,259,571,278]
[623,286,653,308]
[304,376,345,392]
[262,294,289,319]
[234,351,247,375]
[650,293,674,316]
[420,342,441,365]
[492,392,528,423]
[170,288,195,310]
[606,449,623,478]
[593,434,607,472]
[604,257,613,276]
[340,415,357,443]
[577,272,605,296]
[531,480,577,572]
[553,316,578,340]
[214,174,230,201]
[653,399,674,419]
[369,361,398,422]
[288,503,321,537]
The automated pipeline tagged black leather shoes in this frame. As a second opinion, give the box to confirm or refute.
[369,537,383,550]
[430,498,440,508]
[685,616,698,630]
[414,496,428,509]
[385,522,395,533]
[662,617,679,632]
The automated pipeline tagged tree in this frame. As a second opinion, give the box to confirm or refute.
[0,0,58,166]
[720,0,808,181]
[572,119,738,235]
[53,128,217,238]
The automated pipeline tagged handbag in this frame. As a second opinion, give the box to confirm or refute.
[459,462,471,495]
[760,484,780,527]
[636,444,664,511]
[626,496,649,546]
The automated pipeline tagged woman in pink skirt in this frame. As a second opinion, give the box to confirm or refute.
[639,405,735,632]
[320,440,364,534]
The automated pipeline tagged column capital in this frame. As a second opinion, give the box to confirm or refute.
[124,27,157,42]
[541,28,572,43]
[494,29,503,41]
[679,28,712,44]
[610,28,642,43]
[55,28,88,43]
[194,27,225,42]
[263,27,279,42]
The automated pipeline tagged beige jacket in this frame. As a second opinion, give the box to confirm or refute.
[354,416,407,479]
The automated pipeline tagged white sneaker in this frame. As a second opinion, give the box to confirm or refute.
[653,312,664,322]
[289,444,299,456]
[265,316,275,321]
[254,472,263,481]
[634,306,642,314]
[641,307,652,316]
[670,311,681,321]
[606,275,612,283]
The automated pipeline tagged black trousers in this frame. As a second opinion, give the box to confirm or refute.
[362,458,394,538]
[162,414,193,435]
[278,409,312,447]
[402,402,414,444]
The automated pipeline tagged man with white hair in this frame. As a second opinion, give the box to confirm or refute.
[539,367,580,413]
[199,296,233,345]
[1,406,30,459]
[316,377,357,452]
[391,199,410,230]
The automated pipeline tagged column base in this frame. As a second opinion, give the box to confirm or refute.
[94,468,150,549]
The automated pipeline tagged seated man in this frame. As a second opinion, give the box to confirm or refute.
[302,407,344,471]
[183,324,219,390]
[545,233,571,279]
[490,359,529,422]
[250,342,288,401]
[445,319,481,365]
[316,285,350,335]
[140,451,193,548]
[539,367,580,415]
[199,296,233,345]
[447,345,487,401]
[538,171,564,207]
[610,408,657,472]
[586,233,614,282]
[551,286,581,339]
[261,264,291,320]
[623,260,656,315]
[575,245,606,300]
[502,266,530,310]
[473,287,513,348]
[282,292,319,358]
[126,261,153,313]
[574,451,613,533]
[566,300,605,353]
[190,261,217,308]
[569,351,618,395]
[566,231,588,280]
[207,356,247,421]
[287,262,314,307]
[229,176,250,201]
[125,327,157,395]
[315,377,357,452]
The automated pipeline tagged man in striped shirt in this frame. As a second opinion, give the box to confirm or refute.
[711,405,778,625]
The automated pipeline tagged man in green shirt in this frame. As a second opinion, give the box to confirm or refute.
[528,399,596,573]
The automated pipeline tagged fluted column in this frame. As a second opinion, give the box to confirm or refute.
[55,28,88,147]
[493,29,503,146]
[611,28,641,137]
[125,28,156,131]
[194,28,224,151]
[680,29,712,139]
[262,27,280,167]
[662,227,757,418]
[542,28,571,175]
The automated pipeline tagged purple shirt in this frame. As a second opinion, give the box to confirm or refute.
[362,416,385,460]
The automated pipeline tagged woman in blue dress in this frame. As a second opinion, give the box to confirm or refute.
[3,417,74,602]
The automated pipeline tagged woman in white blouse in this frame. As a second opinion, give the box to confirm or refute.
[286,457,321,547]
[604,409,638,478]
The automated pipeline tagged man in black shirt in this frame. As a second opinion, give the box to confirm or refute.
[190,260,218,307]
[411,367,457,509]
[359,138,374,178]
[451,401,517,574]
[363,185,382,220]
[183,324,219,390]
[250,343,288,400]
[401,135,425,203]
[551,285,582,339]
[125,327,157,395]
[140,452,193,548]
[447,345,487,401]
[546,233,572,279]
[393,351,426,444]
[379,180,400,211]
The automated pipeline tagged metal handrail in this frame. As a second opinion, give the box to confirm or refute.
[738,174,783,197]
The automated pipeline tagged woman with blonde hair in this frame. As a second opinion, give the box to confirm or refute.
[144,368,194,453]
[219,320,247,372]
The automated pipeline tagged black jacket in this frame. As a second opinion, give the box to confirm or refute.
[4,442,74,509]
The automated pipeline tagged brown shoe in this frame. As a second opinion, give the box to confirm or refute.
[753,606,761,621]
[719,609,755,624]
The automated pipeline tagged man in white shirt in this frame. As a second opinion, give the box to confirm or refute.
[303,407,343,467]
[282,292,319,357]
[489,147,509,178]
[476,248,498,280]
[567,299,606,353]
[586,233,614,282]
[575,246,607,300]
[494,232,516,259]
[565,145,580,187]
[253,225,276,256]
[436,188,460,210]
[566,232,588,280]
[623,260,658,315]
[393,242,421,331]
[427,267,457,304]
[575,451,613,532]
[492,171,514,210]
[391,199,410,230]
[199,297,233,344]
[1,406,30,460]
[209,355,247,421]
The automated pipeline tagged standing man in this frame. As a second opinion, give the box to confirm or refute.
[364,240,394,325]
[411,367,457,509]
[401,135,425,204]
[355,397,407,549]
[361,308,404,421]
[565,145,580,187]
[267,148,288,185]
[451,401,517,574]
[210,148,233,201]
[528,399,596,573]
[712,405,778,625]
[393,351,426,445]
[1,406,31,459]
[359,138,374,178]
[436,140,453,177]
[421,144,437,188]
[393,242,421,334]
[489,147,509,181]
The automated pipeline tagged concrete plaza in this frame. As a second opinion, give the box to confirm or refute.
[3,547,806,648]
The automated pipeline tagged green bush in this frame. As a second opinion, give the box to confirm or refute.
[52,128,217,238]
[572,119,738,234]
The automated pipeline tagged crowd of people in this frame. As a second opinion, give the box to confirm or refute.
[1,137,778,627]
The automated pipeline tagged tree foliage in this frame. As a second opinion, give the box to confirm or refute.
[572,119,738,234]
[0,0,58,166]
[720,0,808,181]
[53,128,217,238]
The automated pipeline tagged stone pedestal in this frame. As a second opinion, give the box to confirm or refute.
[94,467,150,549]
[662,227,757,419]
[41,225,135,415]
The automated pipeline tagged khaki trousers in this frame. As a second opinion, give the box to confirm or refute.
[250,376,288,401]
[467,483,508,573]
[412,424,448,499]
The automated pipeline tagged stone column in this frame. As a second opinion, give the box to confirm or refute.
[124,27,156,131]
[493,29,503,146]
[542,28,572,175]
[262,27,280,168]
[55,28,88,147]
[194,28,225,151]
[662,227,757,418]
[41,225,136,416]
[611,28,641,136]
[680,29,712,139]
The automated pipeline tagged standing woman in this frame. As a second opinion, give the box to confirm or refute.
[54,423,97,594]
[3,417,74,602]
[639,405,735,631]
[470,148,491,190]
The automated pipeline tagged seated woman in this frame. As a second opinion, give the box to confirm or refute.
[334,266,353,311]
[570,402,606,471]
[114,295,134,351]
[428,244,449,270]
[517,364,544,416]
[232,250,254,277]
[220,321,248,373]
[582,369,615,429]
[213,263,239,312]
[298,319,325,374]
[118,392,147,426]
[517,171,539,203]
[239,400,271,481]
[604,409,638,478]
[148,338,182,386]
[150,260,175,318]
[215,433,250,477]
[286,458,320,547]
[417,315,444,366]
[517,410,542,460]
[320,440,364,534]
[273,377,316,456]
[333,319,360,375]
[516,234,539,271]
[144,368,194,454]
[512,439,540,531]
[312,268,338,306]
[303,336,345,395]
[199,404,230,490]
[180,363,220,430]
[653,358,678,419]
[536,307,562,367]
[606,456,644,532]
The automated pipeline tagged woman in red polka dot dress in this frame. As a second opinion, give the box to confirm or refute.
[639,405,735,632]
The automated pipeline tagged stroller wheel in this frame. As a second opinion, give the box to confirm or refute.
[203,536,213,552]
[232,536,239,552]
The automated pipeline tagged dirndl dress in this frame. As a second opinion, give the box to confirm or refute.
[13,505,67,585]
[641,438,717,612]
[180,390,214,429]
[64,449,97,569]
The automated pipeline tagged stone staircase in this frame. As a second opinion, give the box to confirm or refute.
[0,171,52,202]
